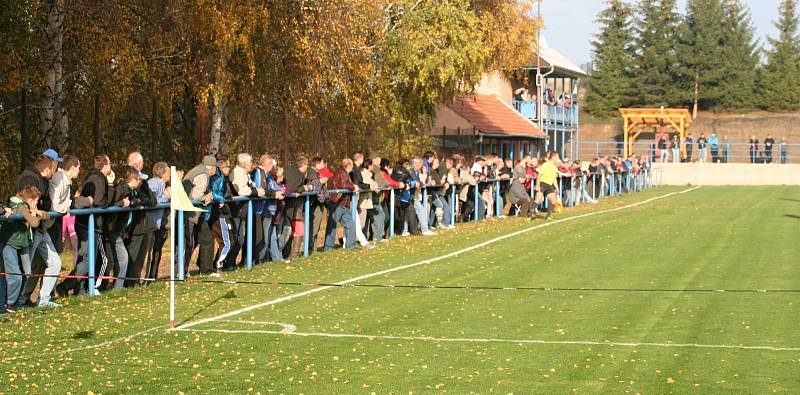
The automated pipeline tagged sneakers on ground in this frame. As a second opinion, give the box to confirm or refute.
[209,272,222,278]
[4,305,16,314]
[38,301,62,309]
[445,225,456,230]
[422,231,438,236]
[400,232,411,237]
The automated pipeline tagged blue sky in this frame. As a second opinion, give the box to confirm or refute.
[542,0,783,66]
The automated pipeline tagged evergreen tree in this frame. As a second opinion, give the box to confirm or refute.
[632,0,682,107]
[716,0,760,111]
[677,0,726,117]
[760,0,800,111]
[586,0,636,118]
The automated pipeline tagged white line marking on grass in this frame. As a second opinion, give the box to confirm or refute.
[177,326,800,352]
[1,326,165,362]
[178,187,701,330]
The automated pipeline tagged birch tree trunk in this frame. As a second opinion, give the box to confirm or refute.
[41,0,69,149]
[206,93,228,156]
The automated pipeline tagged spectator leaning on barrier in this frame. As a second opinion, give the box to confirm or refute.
[749,135,759,164]
[209,156,235,277]
[26,155,88,307]
[709,132,719,163]
[104,167,142,290]
[325,159,358,251]
[658,136,668,163]
[146,162,171,281]
[231,153,265,268]
[183,155,216,275]
[59,155,112,296]
[369,156,388,241]
[1,186,47,313]
[251,154,273,264]
[697,133,707,163]
[411,157,435,236]
[780,137,788,164]
[266,164,288,262]
[284,156,310,259]
[306,157,328,252]
[685,133,694,162]
[508,160,536,220]
[671,134,680,163]
[123,152,157,287]
[14,154,62,308]
[764,134,775,164]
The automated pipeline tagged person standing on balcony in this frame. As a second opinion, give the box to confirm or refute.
[764,134,775,164]
[697,133,708,163]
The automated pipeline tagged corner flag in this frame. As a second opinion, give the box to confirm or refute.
[169,166,204,329]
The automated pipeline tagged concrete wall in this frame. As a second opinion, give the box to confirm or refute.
[653,163,800,186]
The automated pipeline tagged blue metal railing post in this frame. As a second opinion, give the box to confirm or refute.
[389,188,395,238]
[87,213,96,296]
[303,195,310,257]
[473,183,479,222]
[177,210,185,280]
[351,192,358,224]
[246,201,253,270]
[495,180,501,217]
[450,185,456,225]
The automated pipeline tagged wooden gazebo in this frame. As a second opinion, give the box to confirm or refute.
[619,108,692,158]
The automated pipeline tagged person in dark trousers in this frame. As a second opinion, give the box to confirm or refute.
[122,152,156,287]
[749,135,759,164]
[764,134,775,163]
[697,133,708,163]
[306,157,327,253]
[58,155,112,296]
[183,155,216,275]
[685,133,694,162]
[325,159,358,250]
[284,156,311,259]
[209,156,235,276]
[230,153,266,269]
[392,160,417,236]
[145,162,171,282]
[104,167,144,290]
[251,154,274,263]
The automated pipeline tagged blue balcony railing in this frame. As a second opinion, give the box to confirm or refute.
[512,101,579,126]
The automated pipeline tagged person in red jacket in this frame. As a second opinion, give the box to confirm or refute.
[324,159,357,251]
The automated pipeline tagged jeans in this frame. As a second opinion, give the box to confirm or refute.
[23,229,62,304]
[105,234,128,290]
[258,215,274,262]
[660,150,668,163]
[3,243,31,306]
[413,198,429,233]
[699,148,706,162]
[370,204,386,241]
[781,150,788,164]
[267,220,284,261]
[324,204,356,251]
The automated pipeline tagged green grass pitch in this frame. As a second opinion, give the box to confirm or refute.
[2,186,799,393]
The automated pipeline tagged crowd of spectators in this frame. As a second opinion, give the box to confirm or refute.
[656,133,790,164]
[0,148,653,314]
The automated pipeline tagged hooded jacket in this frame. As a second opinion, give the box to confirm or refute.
[76,170,111,233]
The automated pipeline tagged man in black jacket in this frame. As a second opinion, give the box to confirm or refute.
[59,155,113,296]
[123,152,157,287]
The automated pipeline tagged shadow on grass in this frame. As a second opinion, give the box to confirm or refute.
[177,289,237,326]
[72,330,95,339]
[784,214,800,220]
[780,198,800,203]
